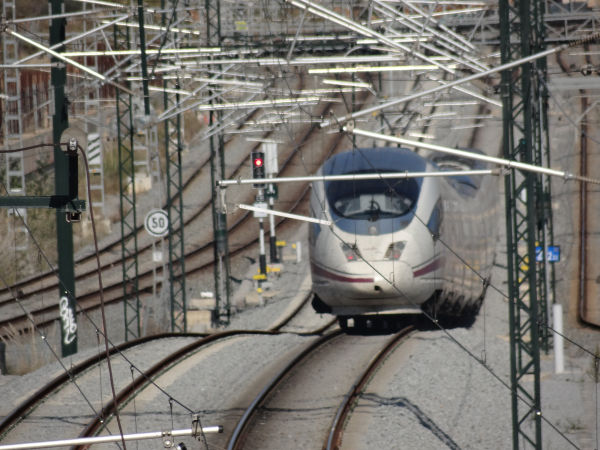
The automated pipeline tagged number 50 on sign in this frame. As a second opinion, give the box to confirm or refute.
[144,209,169,237]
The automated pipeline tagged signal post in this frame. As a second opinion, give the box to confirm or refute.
[263,142,279,263]
[251,150,268,276]
[0,3,84,357]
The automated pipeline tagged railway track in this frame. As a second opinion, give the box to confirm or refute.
[1,56,490,353]
[0,57,496,450]
[0,73,306,307]
[226,323,415,450]
[0,333,207,445]
[325,324,414,449]
[0,86,359,341]
[0,128,261,304]
[0,73,312,302]
[0,60,470,329]
[0,290,335,448]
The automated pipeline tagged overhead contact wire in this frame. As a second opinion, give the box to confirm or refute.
[0,142,201,430]
[318,127,583,448]
[78,145,127,449]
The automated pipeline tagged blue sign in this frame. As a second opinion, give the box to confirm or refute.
[535,245,560,263]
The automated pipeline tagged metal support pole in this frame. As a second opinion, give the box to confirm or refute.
[161,1,187,333]
[114,18,141,341]
[50,0,77,357]
[553,303,564,373]
[259,218,267,275]
[263,142,278,263]
[499,0,550,445]
[206,0,231,326]
[137,0,151,116]
[268,195,278,263]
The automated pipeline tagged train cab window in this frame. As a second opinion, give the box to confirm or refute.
[327,176,419,221]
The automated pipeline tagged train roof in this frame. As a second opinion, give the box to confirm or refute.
[322,147,427,176]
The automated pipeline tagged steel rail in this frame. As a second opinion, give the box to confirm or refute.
[73,320,337,447]
[0,193,310,337]
[0,106,259,305]
[0,162,317,340]
[0,147,319,338]
[226,328,344,450]
[1,288,332,445]
[0,83,334,312]
[2,73,478,447]
[0,71,317,304]
[325,325,415,450]
[73,329,280,450]
[268,292,312,332]
[0,82,357,339]
[0,333,207,439]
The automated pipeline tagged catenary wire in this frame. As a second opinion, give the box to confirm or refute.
[0,142,208,445]
[309,121,584,449]
[0,144,123,445]
[4,2,600,446]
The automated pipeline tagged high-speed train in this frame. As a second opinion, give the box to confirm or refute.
[308,147,498,329]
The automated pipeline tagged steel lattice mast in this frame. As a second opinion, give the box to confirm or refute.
[161,0,188,333]
[499,0,555,446]
[206,0,232,326]
[114,18,142,341]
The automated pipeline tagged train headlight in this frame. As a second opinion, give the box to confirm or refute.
[384,241,406,260]
[341,243,361,262]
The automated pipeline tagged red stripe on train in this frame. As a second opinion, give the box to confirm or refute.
[311,263,374,283]
[413,258,442,277]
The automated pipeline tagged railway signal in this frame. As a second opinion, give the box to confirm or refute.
[251,151,266,188]
[250,150,267,276]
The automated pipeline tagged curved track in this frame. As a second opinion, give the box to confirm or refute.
[0,61,492,349]
[0,334,207,447]
[0,292,335,448]
[0,74,318,312]
[226,325,415,450]
[325,325,415,450]
[0,333,207,439]
[0,90,359,340]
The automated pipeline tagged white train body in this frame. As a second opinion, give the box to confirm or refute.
[309,147,497,322]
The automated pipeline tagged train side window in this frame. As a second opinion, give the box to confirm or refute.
[309,222,321,245]
[309,205,321,245]
[427,200,443,239]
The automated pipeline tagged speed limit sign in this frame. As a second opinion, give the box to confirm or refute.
[144,209,169,237]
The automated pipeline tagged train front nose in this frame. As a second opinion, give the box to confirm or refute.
[334,260,418,307]
[370,260,414,296]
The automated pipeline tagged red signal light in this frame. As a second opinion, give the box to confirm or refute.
[251,151,266,187]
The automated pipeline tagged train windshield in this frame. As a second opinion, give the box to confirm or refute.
[327,175,419,221]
